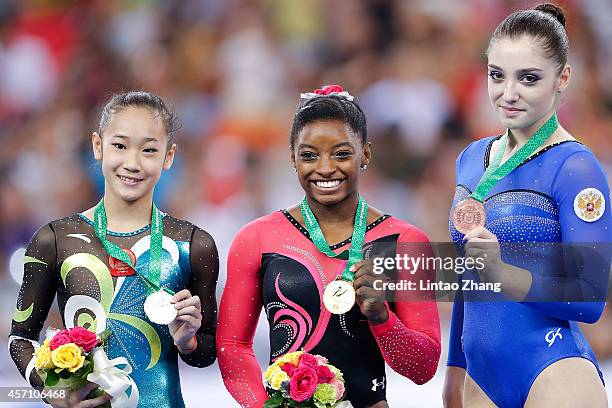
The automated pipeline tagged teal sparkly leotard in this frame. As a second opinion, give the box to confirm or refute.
[9,213,218,407]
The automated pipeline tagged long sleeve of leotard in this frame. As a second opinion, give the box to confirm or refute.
[179,227,219,367]
[9,224,59,389]
[368,227,441,385]
[524,150,612,323]
[217,221,268,408]
[446,289,466,368]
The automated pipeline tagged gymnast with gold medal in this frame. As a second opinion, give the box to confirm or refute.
[217,85,441,407]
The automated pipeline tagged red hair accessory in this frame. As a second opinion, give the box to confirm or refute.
[300,84,354,101]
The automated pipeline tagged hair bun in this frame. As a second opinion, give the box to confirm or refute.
[534,3,566,27]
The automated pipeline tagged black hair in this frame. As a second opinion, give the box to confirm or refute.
[487,3,568,73]
[98,91,179,148]
[289,94,367,151]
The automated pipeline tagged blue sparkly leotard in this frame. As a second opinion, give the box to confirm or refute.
[9,213,219,407]
[447,136,612,408]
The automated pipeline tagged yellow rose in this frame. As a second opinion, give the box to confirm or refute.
[269,369,289,390]
[264,364,289,390]
[264,364,281,382]
[275,351,302,367]
[33,343,54,370]
[51,343,85,373]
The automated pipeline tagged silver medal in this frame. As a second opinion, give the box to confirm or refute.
[144,290,177,325]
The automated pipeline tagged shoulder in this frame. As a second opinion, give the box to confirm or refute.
[551,142,607,180]
[233,211,285,239]
[378,216,431,243]
[162,214,218,245]
[26,214,84,254]
[459,136,498,161]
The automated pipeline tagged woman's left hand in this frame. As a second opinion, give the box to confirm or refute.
[352,260,389,324]
[463,226,503,282]
[169,289,201,353]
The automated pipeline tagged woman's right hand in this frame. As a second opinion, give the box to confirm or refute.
[443,366,465,408]
[46,382,112,408]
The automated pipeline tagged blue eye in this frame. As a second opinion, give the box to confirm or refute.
[488,71,503,81]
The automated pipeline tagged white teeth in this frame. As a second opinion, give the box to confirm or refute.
[119,175,141,183]
[315,180,341,188]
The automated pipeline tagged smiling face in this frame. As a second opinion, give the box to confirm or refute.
[487,35,570,134]
[92,106,176,205]
[292,119,370,207]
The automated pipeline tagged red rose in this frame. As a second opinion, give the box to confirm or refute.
[68,326,99,352]
[289,366,318,402]
[281,362,295,376]
[49,330,72,350]
[314,85,344,95]
[316,365,335,384]
[298,353,318,369]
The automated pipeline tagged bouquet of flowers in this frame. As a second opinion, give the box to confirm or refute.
[33,327,138,408]
[264,351,347,408]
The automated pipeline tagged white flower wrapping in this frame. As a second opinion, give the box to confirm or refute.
[86,348,139,408]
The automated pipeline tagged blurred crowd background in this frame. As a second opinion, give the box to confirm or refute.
[1,0,611,406]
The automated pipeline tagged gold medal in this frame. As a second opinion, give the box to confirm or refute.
[452,199,486,234]
[323,279,356,315]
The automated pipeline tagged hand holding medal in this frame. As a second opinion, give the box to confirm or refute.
[168,289,201,353]
[351,260,388,324]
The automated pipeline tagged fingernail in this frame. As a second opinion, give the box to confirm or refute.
[349,265,356,272]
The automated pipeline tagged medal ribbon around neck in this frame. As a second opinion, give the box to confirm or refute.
[300,195,368,282]
[471,113,559,202]
[93,199,173,295]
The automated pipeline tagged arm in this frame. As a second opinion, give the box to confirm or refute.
[443,145,469,407]
[522,151,612,322]
[216,222,268,408]
[368,228,441,385]
[443,289,466,407]
[9,224,59,389]
[176,227,219,367]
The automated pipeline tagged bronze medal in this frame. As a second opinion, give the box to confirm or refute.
[452,199,486,234]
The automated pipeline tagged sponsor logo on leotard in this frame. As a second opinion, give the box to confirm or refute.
[67,233,92,244]
[545,327,563,347]
[371,377,386,391]
[573,188,605,222]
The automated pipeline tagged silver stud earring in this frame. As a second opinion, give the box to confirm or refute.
[361,164,368,170]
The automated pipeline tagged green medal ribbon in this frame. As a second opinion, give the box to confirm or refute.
[300,196,368,282]
[471,113,559,202]
[93,199,173,295]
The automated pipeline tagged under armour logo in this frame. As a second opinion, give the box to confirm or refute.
[371,377,386,391]
[545,328,563,347]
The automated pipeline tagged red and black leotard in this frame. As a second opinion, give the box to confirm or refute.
[217,210,441,408]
